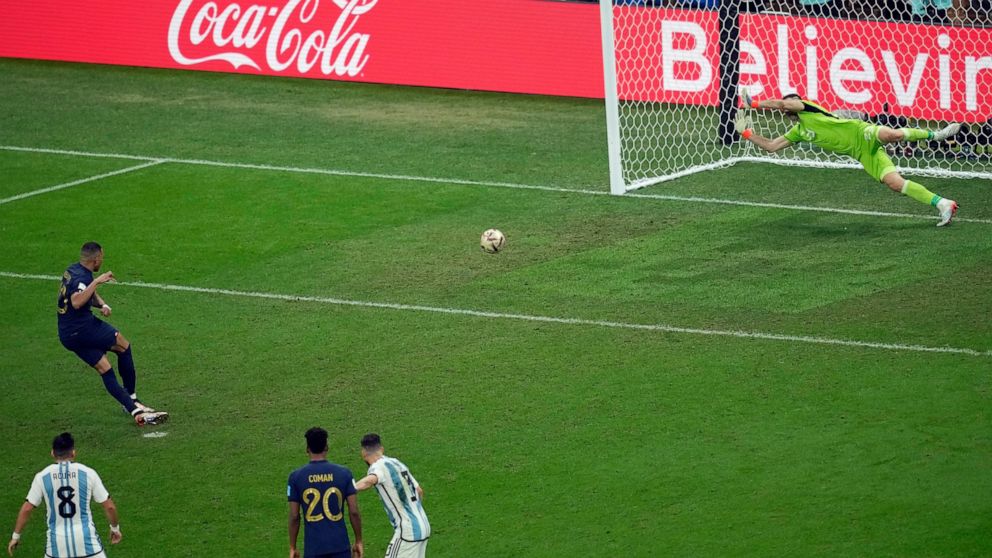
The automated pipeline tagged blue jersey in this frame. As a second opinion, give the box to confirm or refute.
[288,460,357,557]
[57,263,98,338]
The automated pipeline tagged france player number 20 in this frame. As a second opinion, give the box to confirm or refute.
[56,486,77,519]
[301,487,343,523]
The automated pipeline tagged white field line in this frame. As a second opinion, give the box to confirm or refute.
[735,155,992,181]
[0,160,165,205]
[2,271,989,358]
[625,157,992,224]
[625,157,861,191]
[2,145,990,225]
[626,191,992,223]
[625,158,739,189]
[0,145,601,197]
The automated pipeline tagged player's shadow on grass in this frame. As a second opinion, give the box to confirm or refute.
[747,212,925,245]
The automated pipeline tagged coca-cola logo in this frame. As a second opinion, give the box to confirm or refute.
[168,0,376,76]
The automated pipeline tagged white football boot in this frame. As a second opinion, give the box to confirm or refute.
[133,399,157,413]
[135,411,169,426]
[122,399,157,414]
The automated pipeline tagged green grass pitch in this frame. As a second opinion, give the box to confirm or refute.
[1,58,990,557]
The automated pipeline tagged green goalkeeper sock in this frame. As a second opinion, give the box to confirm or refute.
[901,180,941,206]
[902,128,932,141]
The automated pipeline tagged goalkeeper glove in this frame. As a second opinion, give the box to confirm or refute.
[739,88,758,109]
[735,113,753,139]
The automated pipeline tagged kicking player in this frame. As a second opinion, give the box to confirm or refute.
[57,242,167,425]
[8,433,123,558]
[354,434,430,558]
[288,427,364,558]
[738,91,960,226]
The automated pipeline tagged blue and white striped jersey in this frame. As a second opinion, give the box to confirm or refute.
[26,461,109,558]
[368,456,430,542]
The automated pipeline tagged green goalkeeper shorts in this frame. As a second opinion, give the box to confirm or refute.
[857,124,898,182]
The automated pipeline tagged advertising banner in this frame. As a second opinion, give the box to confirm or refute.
[1,0,989,121]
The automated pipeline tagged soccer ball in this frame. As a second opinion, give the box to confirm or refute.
[480,228,505,253]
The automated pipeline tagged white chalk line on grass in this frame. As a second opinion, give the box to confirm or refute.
[0,160,166,205]
[3,145,990,225]
[0,145,596,197]
[626,191,992,224]
[2,271,988,358]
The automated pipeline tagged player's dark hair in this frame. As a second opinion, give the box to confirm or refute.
[361,433,382,451]
[52,432,75,458]
[782,93,802,101]
[80,242,103,261]
[305,427,328,454]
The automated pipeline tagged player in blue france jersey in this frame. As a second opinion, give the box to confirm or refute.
[8,433,123,558]
[57,242,167,426]
[355,434,430,558]
[288,427,364,558]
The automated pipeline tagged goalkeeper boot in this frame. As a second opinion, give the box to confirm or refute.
[936,198,958,227]
[932,123,961,141]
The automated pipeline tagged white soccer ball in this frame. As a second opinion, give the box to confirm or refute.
[480,228,506,253]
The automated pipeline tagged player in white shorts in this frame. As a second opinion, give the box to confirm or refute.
[354,434,430,558]
[7,433,123,558]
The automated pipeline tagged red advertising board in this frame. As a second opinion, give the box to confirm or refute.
[0,0,603,98]
[1,0,989,121]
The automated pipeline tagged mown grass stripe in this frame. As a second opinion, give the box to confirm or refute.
[2,271,987,357]
[3,144,989,224]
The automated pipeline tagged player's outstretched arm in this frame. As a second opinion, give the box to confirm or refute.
[746,134,793,153]
[740,90,804,113]
[735,112,794,153]
[353,474,378,492]
[8,502,35,556]
[753,99,804,112]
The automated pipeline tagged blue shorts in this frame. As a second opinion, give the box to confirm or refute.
[59,320,118,367]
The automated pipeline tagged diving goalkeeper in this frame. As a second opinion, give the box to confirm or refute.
[737,91,960,226]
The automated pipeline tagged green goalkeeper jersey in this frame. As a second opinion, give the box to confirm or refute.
[783,100,872,157]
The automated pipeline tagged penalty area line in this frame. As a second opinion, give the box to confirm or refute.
[4,145,990,224]
[0,160,166,205]
[1,271,989,358]
[0,145,598,197]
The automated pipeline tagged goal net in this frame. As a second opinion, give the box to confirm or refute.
[599,0,992,195]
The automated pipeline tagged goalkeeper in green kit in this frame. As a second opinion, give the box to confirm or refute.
[737,90,960,226]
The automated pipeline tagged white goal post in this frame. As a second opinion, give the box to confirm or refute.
[599,0,992,195]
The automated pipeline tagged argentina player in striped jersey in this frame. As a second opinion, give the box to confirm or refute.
[355,434,430,558]
[7,433,123,558]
